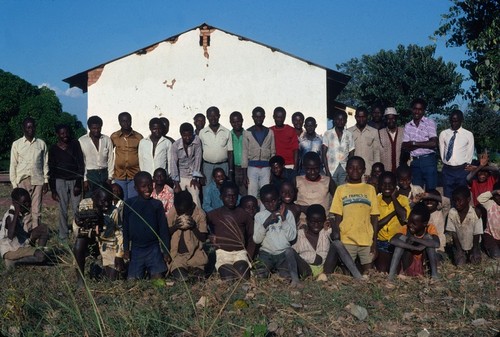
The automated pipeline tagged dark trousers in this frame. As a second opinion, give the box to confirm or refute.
[442,164,468,198]
[411,153,437,190]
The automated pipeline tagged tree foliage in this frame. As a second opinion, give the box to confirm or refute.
[434,0,500,106]
[336,44,463,117]
[463,102,500,153]
[0,69,86,167]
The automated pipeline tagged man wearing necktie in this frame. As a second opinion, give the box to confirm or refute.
[439,110,474,200]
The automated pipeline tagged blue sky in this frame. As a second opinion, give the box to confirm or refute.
[0,0,469,123]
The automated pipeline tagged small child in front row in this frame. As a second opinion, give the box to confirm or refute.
[388,203,439,280]
[1,188,45,269]
[239,195,259,218]
[280,182,302,226]
[446,186,483,266]
[422,190,446,260]
[123,171,171,280]
[167,190,208,280]
[396,166,424,208]
[477,182,500,258]
[330,156,379,274]
[253,184,301,287]
[292,204,362,280]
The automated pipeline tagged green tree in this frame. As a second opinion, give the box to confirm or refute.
[434,0,500,106]
[0,69,85,168]
[462,102,500,154]
[336,44,463,118]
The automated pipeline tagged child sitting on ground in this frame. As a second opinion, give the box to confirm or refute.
[467,152,498,207]
[123,171,171,280]
[295,152,336,228]
[422,190,446,260]
[388,203,440,280]
[280,181,302,226]
[477,182,500,258]
[367,162,385,192]
[292,204,362,280]
[1,188,45,269]
[239,195,259,218]
[446,186,483,265]
[330,156,379,274]
[167,191,208,280]
[396,165,424,208]
[152,167,174,216]
[253,184,300,287]
[203,168,236,213]
[207,181,256,281]
[374,171,410,273]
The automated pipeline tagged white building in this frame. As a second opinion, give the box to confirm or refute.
[64,23,351,137]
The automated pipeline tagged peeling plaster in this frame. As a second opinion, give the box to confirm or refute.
[163,79,176,89]
[88,66,104,87]
[199,25,215,59]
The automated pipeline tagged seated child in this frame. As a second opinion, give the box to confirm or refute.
[203,168,234,213]
[1,188,45,269]
[73,184,123,285]
[253,184,300,287]
[330,156,379,274]
[295,152,336,227]
[477,182,500,258]
[239,195,259,218]
[446,186,483,265]
[152,167,174,216]
[207,181,256,280]
[167,191,208,280]
[467,152,498,206]
[292,204,362,280]
[422,190,446,259]
[374,172,410,273]
[270,155,297,191]
[396,165,424,208]
[123,172,171,280]
[367,162,385,192]
[388,203,440,279]
[280,181,302,226]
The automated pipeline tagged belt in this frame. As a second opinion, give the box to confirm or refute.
[443,163,467,170]
[203,160,227,165]
[412,153,435,160]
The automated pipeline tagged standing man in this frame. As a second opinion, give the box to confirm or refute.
[368,104,386,130]
[170,123,203,206]
[298,117,323,174]
[348,107,381,179]
[198,106,233,188]
[378,107,405,173]
[322,110,355,186]
[291,111,305,138]
[79,116,114,198]
[110,112,143,200]
[402,98,438,190]
[439,110,474,200]
[10,117,49,234]
[49,124,85,241]
[230,111,247,196]
[138,117,171,176]
[242,107,276,198]
[271,107,299,170]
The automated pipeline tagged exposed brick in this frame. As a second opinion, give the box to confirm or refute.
[88,66,104,87]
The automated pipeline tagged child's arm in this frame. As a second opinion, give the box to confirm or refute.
[5,207,19,240]
[407,233,440,249]
[122,207,130,260]
[390,233,425,251]
[370,215,378,254]
[477,190,498,210]
[392,190,409,223]
[466,153,488,183]
[328,177,337,197]
[377,211,396,228]
[470,234,481,263]
[283,208,298,241]
[328,213,342,241]
[322,145,331,177]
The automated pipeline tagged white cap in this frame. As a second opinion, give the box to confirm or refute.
[384,107,398,116]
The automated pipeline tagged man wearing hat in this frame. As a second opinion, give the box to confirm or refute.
[378,107,405,173]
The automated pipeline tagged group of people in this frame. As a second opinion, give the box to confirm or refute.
[2,99,499,288]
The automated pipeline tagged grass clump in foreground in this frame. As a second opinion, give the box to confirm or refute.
[0,192,498,336]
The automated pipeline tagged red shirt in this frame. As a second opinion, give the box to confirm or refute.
[471,175,497,206]
[270,125,299,165]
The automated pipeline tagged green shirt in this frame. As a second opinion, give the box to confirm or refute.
[231,130,244,166]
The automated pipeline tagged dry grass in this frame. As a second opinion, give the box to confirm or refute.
[0,183,499,337]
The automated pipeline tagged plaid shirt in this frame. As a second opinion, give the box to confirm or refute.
[403,116,437,157]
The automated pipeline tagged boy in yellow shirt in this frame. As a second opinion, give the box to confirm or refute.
[329,156,379,274]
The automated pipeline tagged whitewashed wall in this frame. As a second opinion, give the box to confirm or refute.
[87,29,328,138]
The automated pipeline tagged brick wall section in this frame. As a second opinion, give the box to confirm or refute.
[88,66,104,87]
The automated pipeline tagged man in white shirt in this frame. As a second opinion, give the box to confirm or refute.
[138,117,171,177]
[10,117,49,233]
[439,110,474,199]
[79,116,114,198]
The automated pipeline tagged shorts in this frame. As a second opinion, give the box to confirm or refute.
[344,244,373,265]
[215,249,250,270]
[128,245,167,279]
[3,246,37,260]
[376,240,394,254]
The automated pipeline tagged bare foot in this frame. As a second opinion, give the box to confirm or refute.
[290,280,304,289]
